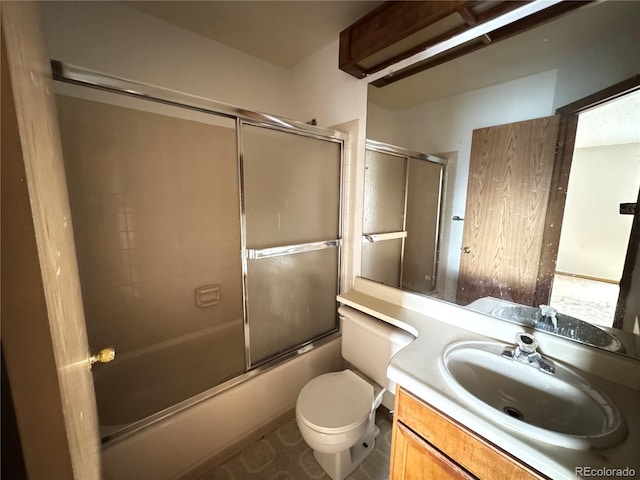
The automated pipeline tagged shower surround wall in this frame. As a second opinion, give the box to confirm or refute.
[57,94,247,428]
[57,95,244,355]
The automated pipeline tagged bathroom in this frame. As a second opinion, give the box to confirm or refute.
[2,1,639,480]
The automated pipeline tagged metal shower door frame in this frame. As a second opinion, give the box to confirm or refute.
[364,139,447,292]
[51,60,346,442]
[237,119,345,370]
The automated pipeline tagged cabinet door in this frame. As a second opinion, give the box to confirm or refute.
[394,388,545,480]
[390,421,476,480]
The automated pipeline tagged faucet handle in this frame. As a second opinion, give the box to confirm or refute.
[539,304,557,317]
[515,332,539,353]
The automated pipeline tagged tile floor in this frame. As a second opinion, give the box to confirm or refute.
[549,274,619,328]
[189,408,393,480]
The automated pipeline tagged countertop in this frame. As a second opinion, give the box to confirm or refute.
[338,278,640,480]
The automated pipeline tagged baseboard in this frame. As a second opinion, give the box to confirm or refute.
[555,271,619,285]
[175,407,295,480]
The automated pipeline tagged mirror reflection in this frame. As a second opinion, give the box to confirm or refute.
[364,0,640,357]
[362,141,446,294]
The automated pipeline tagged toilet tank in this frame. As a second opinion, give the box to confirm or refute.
[339,306,414,390]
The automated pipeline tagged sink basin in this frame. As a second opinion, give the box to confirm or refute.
[439,341,627,450]
[490,306,625,353]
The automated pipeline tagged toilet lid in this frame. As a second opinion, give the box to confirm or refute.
[297,370,373,434]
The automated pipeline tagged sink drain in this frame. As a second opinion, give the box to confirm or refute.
[503,406,524,420]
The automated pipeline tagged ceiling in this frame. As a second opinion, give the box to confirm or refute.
[122,0,638,147]
[124,1,381,68]
[575,91,640,150]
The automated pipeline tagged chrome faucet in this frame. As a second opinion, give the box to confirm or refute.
[502,333,555,375]
[539,304,558,331]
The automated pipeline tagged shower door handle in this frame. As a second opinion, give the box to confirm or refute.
[90,347,116,368]
[245,239,340,259]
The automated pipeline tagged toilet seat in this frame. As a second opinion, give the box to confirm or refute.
[296,370,373,435]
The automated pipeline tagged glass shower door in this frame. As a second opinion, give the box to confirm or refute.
[403,158,445,293]
[361,149,408,287]
[52,63,347,442]
[241,123,342,366]
[362,142,446,295]
[56,91,245,435]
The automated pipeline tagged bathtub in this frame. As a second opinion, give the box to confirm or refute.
[94,319,245,438]
[101,336,343,480]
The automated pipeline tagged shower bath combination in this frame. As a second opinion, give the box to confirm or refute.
[53,62,346,443]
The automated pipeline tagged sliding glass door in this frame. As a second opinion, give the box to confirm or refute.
[241,123,342,366]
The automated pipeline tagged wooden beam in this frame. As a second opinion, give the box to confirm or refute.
[458,6,477,25]
[556,74,640,114]
[365,22,478,78]
[363,1,528,81]
[370,1,591,87]
[458,7,491,44]
[371,39,483,87]
[339,1,473,78]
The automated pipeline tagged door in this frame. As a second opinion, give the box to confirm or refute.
[1,3,101,479]
[614,187,640,329]
[241,123,342,366]
[457,114,578,306]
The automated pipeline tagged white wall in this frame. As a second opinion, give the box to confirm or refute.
[42,2,369,135]
[552,5,640,110]
[40,1,295,118]
[366,102,398,145]
[290,40,369,289]
[291,39,367,130]
[556,144,640,281]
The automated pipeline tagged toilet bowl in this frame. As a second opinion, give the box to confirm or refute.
[296,370,384,480]
[295,306,415,480]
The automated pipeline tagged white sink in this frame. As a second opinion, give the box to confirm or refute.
[489,305,626,353]
[439,340,627,450]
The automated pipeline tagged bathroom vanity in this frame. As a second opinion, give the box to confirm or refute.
[390,387,542,479]
[338,278,640,480]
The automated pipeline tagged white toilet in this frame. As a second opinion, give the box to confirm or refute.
[296,306,414,480]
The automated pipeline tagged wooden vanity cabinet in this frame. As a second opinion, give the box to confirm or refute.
[389,387,546,480]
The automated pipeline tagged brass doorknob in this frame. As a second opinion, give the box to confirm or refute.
[90,347,115,366]
[462,246,471,254]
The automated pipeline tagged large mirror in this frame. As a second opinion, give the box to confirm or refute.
[364,0,640,357]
